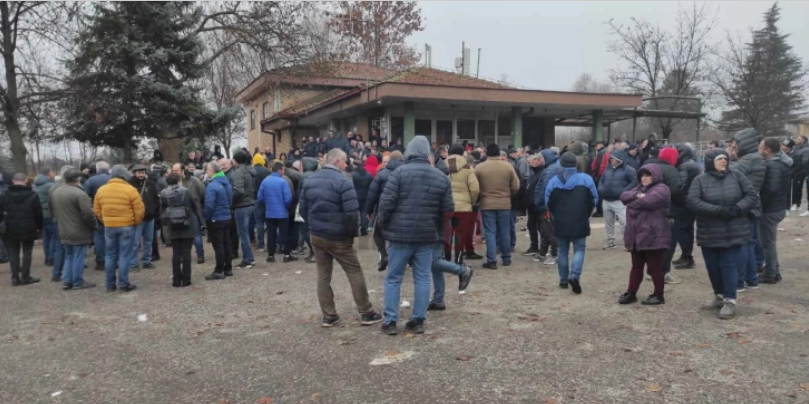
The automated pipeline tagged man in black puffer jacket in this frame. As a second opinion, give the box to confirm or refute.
[365,152,404,271]
[351,161,373,236]
[759,138,792,283]
[729,128,766,290]
[128,164,159,270]
[378,136,453,336]
[0,173,43,286]
[672,143,702,269]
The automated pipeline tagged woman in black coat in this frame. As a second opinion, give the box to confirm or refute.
[160,173,203,287]
[688,149,758,320]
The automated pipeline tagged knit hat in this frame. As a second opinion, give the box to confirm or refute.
[486,143,500,158]
[560,152,577,168]
[252,153,266,167]
[627,143,637,151]
[110,164,131,180]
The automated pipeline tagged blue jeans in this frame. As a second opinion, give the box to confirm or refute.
[702,245,742,300]
[254,206,265,249]
[384,242,432,324]
[557,237,586,283]
[482,209,511,263]
[738,219,760,288]
[94,221,106,264]
[63,245,89,286]
[52,226,65,279]
[193,221,204,258]
[430,244,464,304]
[510,209,517,249]
[234,206,254,263]
[105,226,135,288]
[130,219,154,268]
[42,218,57,262]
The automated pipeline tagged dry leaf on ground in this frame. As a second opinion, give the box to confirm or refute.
[738,339,753,345]
[800,383,809,391]
[542,399,559,404]
[724,331,743,339]
[256,398,274,404]
[696,343,712,349]
[456,355,472,361]
[669,351,683,356]
[646,384,663,392]
[384,350,399,357]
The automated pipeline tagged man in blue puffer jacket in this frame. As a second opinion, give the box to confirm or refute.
[378,136,454,336]
[533,149,561,265]
[257,162,293,263]
[203,162,233,280]
[597,149,637,249]
[365,152,404,271]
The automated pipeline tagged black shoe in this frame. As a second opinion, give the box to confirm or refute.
[382,322,398,335]
[119,284,137,292]
[377,256,388,272]
[465,252,484,260]
[51,276,62,283]
[361,312,383,326]
[62,284,73,291]
[197,256,205,264]
[224,271,234,277]
[19,277,40,286]
[95,261,105,271]
[360,228,368,237]
[45,259,53,266]
[674,258,695,269]
[232,252,239,260]
[482,262,497,270]
[756,266,763,275]
[205,272,226,281]
[458,266,474,292]
[618,292,637,305]
[405,320,425,334]
[172,283,181,288]
[151,255,160,262]
[569,279,582,294]
[671,256,685,266]
[106,287,117,293]
[236,262,254,269]
[559,282,568,289]
[522,248,539,256]
[72,282,96,290]
[283,255,298,263]
[322,315,341,328]
[592,212,603,218]
[641,294,665,305]
[775,274,782,282]
[0,259,8,264]
[11,278,20,286]
[502,260,511,267]
[305,255,316,264]
[142,263,156,270]
[760,277,779,284]
[427,301,446,311]
[266,255,275,263]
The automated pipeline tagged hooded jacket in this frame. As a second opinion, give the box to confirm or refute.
[257,172,292,220]
[33,174,55,219]
[791,141,809,178]
[545,167,598,240]
[351,164,373,207]
[51,182,97,245]
[729,129,766,218]
[761,151,792,212]
[639,139,656,166]
[0,184,43,241]
[377,136,454,243]
[364,155,380,178]
[568,141,591,174]
[620,164,671,251]
[229,164,256,208]
[447,154,480,212]
[160,185,202,240]
[534,149,562,212]
[300,165,360,240]
[128,176,160,221]
[84,168,110,202]
[644,149,685,218]
[366,157,403,217]
[204,174,233,222]
[687,149,758,248]
[150,150,164,164]
[598,150,638,201]
[93,178,145,228]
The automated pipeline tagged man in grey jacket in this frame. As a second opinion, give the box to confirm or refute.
[51,169,97,290]
[230,152,256,268]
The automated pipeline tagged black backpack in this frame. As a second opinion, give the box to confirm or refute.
[163,190,189,228]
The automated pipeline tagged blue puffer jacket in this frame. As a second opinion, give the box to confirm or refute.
[365,158,404,216]
[85,169,110,202]
[378,136,454,243]
[351,166,373,208]
[257,172,292,219]
[533,149,561,212]
[598,150,638,201]
[203,174,233,222]
[300,165,359,240]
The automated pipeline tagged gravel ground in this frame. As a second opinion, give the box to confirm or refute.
[1,215,808,404]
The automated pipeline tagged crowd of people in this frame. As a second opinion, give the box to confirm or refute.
[1,129,807,333]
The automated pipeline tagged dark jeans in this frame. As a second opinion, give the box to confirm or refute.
[538,211,558,257]
[760,210,785,280]
[527,209,539,250]
[287,219,300,252]
[208,220,233,273]
[42,218,57,262]
[6,239,34,282]
[791,176,805,207]
[171,238,193,286]
[675,214,695,259]
[373,219,387,261]
[702,245,742,300]
[628,249,664,298]
[509,208,517,249]
[230,211,239,255]
[661,219,677,274]
[152,219,161,259]
[265,218,290,256]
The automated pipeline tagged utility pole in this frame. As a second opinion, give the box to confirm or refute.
[476,48,481,78]
[461,41,465,75]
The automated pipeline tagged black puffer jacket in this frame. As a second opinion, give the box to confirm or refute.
[378,136,454,243]
[365,158,404,217]
[674,144,701,217]
[597,150,637,201]
[730,129,765,217]
[761,152,792,213]
[351,165,373,207]
[0,185,43,241]
[688,149,759,248]
[299,165,360,241]
[128,177,160,221]
[525,165,544,210]
[644,157,685,218]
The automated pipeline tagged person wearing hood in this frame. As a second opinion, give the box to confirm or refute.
[671,143,702,269]
[729,129,766,291]
[545,152,598,294]
[211,145,225,161]
[688,149,758,319]
[229,151,257,268]
[624,144,641,171]
[475,144,520,269]
[567,140,591,175]
[351,160,373,236]
[94,165,145,292]
[173,163,206,264]
[639,137,657,166]
[618,164,671,305]
[366,151,404,271]
[598,150,638,250]
[758,137,792,284]
[0,173,43,286]
[203,161,234,280]
[444,144,480,264]
[128,164,159,271]
[788,135,809,213]
[51,168,97,290]
[150,150,164,164]
[643,147,685,283]
[364,155,380,179]
[34,167,57,266]
[377,136,454,336]
[86,160,111,270]
[523,153,545,256]
[532,149,562,265]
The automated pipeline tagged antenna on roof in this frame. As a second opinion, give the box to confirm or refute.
[425,44,432,68]
[476,48,481,78]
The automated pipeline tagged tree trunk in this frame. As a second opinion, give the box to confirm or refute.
[1,3,27,174]
[158,138,185,165]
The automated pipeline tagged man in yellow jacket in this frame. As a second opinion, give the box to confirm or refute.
[94,165,145,292]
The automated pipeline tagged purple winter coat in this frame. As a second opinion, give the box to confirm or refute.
[620,164,671,251]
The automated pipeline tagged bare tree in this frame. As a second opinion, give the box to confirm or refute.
[606,3,715,139]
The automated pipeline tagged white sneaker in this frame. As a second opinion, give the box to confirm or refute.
[790,204,798,211]
[664,273,676,284]
[800,210,809,217]
[533,254,545,262]
[543,256,557,265]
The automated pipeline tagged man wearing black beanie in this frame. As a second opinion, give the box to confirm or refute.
[474,144,520,269]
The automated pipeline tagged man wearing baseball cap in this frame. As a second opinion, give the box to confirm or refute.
[128,164,159,271]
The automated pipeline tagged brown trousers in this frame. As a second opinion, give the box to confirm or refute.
[311,235,373,317]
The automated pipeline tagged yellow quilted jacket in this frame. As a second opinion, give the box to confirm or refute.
[447,154,480,212]
[93,178,145,228]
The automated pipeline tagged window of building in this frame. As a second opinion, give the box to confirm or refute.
[415,119,432,138]
[457,119,475,140]
[273,88,282,112]
[250,110,256,130]
[262,102,269,119]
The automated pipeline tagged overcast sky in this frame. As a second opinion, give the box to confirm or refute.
[409,1,809,91]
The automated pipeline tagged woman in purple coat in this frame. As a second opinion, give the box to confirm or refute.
[618,164,671,305]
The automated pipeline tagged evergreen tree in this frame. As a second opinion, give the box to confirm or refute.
[64,2,209,161]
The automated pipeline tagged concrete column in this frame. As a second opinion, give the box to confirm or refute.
[511,106,523,148]
[592,109,604,142]
[403,101,415,144]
